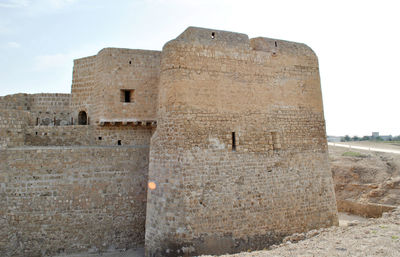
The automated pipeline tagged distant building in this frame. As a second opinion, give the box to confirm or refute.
[327,136,342,142]
[371,132,392,141]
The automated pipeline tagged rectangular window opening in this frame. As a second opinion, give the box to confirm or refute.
[124,90,130,102]
[120,89,135,103]
[232,132,236,151]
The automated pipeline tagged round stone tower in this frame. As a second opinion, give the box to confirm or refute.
[145,27,338,257]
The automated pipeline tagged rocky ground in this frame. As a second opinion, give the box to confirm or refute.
[330,143,400,205]
[202,208,400,257]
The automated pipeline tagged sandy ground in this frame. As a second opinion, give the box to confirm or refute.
[202,209,400,257]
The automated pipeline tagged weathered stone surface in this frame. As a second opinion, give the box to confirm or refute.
[71,48,160,125]
[0,26,338,257]
[145,27,337,256]
[0,146,149,256]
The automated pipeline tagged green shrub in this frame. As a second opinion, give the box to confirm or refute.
[342,151,367,158]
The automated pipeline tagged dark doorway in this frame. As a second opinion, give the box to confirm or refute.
[78,111,87,125]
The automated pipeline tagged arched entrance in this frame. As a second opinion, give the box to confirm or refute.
[78,111,87,125]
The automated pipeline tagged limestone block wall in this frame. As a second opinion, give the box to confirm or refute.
[145,27,338,256]
[71,49,160,125]
[0,109,32,147]
[0,94,32,110]
[0,93,71,126]
[71,55,96,123]
[0,146,149,257]
[24,125,153,146]
[30,93,71,126]
[92,48,160,124]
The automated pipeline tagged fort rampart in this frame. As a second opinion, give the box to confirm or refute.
[0,27,338,257]
[146,27,337,256]
[0,146,149,256]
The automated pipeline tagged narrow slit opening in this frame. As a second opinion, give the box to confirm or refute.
[232,132,236,151]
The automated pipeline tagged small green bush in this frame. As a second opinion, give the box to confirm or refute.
[342,151,366,158]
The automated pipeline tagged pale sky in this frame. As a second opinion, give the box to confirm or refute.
[0,0,399,137]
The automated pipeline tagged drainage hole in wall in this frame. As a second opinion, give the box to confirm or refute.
[211,32,215,39]
[98,137,102,140]
[117,140,121,145]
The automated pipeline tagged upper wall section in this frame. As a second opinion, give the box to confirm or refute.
[0,93,70,112]
[71,55,96,121]
[0,109,31,147]
[71,48,161,125]
[0,93,71,126]
[94,48,160,123]
[158,27,322,115]
[174,26,251,48]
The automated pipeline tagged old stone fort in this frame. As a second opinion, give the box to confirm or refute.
[0,27,338,257]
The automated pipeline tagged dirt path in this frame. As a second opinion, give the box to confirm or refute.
[328,142,400,154]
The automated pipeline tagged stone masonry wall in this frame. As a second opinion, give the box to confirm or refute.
[30,94,71,126]
[0,109,32,147]
[145,27,338,256]
[24,125,153,146]
[91,48,160,124]
[0,94,32,111]
[71,55,96,123]
[0,93,71,126]
[71,49,160,125]
[0,146,149,257]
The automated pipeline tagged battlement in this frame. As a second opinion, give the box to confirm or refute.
[174,26,251,47]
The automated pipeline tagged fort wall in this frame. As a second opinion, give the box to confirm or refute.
[1,26,338,257]
[145,27,337,256]
[0,93,32,111]
[0,146,149,257]
[0,93,71,126]
[71,49,160,125]
[92,48,160,124]
[0,109,32,147]
[30,93,71,126]
[24,125,153,146]
[71,55,96,124]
